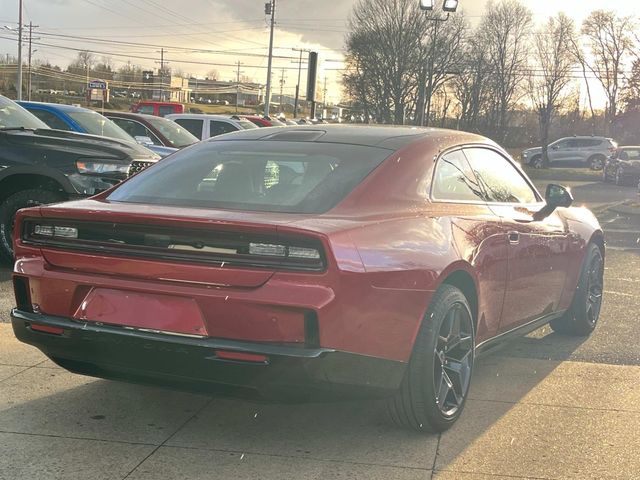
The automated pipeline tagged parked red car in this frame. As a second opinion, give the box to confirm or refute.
[131,101,184,117]
[11,126,604,432]
[241,115,286,127]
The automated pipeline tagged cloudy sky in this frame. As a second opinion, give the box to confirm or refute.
[0,0,637,103]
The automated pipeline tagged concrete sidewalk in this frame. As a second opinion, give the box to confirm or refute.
[1,318,639,480]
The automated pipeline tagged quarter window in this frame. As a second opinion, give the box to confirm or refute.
[432,150,485,202]
[463,148,538,204]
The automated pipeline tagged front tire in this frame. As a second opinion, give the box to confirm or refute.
[531,155,543,169]
[0,189,64,263]
[550,243,604,336]
[614,168,626,186]
[388,285,475,433]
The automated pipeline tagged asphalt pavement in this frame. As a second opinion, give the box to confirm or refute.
[0,178,639,480]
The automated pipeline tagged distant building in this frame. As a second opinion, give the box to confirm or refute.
[188,77,263,106]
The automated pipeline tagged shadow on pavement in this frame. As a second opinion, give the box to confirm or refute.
[0,325,589,475]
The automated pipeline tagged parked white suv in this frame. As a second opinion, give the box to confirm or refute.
[522,136,617,170]
[165,114,258,140]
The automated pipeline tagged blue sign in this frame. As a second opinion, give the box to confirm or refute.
[88,80,107,90]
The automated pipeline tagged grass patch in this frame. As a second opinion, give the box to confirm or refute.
[523,166,602,182]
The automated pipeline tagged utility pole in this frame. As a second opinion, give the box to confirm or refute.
[155,48,168,101]
[27,21,39,101]
[235,61,244,113]
[16,0,23,100]
[322,76,327,107]
[292,47,309,118]
[264,0,276,116]
[278,68,286,114]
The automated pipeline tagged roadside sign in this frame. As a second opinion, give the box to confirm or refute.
[142,71,154,83]
[88,79,107,90]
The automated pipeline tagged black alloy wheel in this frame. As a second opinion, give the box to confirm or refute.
[433,303,474,418]
[388,284,475,433]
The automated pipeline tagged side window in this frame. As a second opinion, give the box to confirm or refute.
[110,118,143,137]
[158,106,175,117]
[463,148,538,204]
[110,118,162,145]
[209,120,238,137]
[28,109,71,130]
[554,139,570,149]
[431,150,485,202]
[174,119,203,139]
[136,105,154,115]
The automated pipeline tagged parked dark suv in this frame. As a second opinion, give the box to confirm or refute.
[0,95,159,261]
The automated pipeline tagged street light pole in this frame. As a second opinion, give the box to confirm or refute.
[16,0,23,100]
[264,0,276,117]
[27,21,38,101]
[292,48,309,118]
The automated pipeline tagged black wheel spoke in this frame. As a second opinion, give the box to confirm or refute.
[432,301,474,418]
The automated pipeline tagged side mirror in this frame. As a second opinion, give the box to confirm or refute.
[545,184,573,208]
[134,135,154,146]
[533,184,573,221]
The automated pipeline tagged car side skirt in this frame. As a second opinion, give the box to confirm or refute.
[475,310,566,357]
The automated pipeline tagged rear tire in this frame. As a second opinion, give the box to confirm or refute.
[588,155,605,171]
[387,285,475,433]
[550,243,604,336]
[0,189,64,263]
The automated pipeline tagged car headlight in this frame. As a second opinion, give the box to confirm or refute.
[76,160,129,175]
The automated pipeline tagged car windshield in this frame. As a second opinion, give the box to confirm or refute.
[0,96,49,130]
[67,110,134,142]
[145,115,199,147]
[108,141,392,213]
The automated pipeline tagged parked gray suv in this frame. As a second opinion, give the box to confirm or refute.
[522,136,617,170]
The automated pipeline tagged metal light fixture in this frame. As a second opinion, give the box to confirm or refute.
[443,0,459,12]
[419,0,435,10]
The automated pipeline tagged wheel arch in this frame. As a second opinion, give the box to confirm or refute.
[439,267,479,331]
[0,168,75,204]
[589,230,605,260]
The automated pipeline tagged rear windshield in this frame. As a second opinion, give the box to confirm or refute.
[108,140,392,213]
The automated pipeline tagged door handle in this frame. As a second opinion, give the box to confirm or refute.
[508,231,520,244]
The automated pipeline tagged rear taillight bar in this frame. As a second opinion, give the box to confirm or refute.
[21,219,326,272]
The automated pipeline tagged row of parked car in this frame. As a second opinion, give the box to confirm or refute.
[521,135,640,186]
[0,96,333,261]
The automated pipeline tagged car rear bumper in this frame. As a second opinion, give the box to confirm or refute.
[11,309,405,402]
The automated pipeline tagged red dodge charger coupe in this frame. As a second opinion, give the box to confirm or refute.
[11,126,604,432]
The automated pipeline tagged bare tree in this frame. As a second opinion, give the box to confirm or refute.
[529,13,577,167]
[344,0,425,124]
[414,8,467,126]
[478,0,532,142]
[580,10,635,136]
[452,35,491,132]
